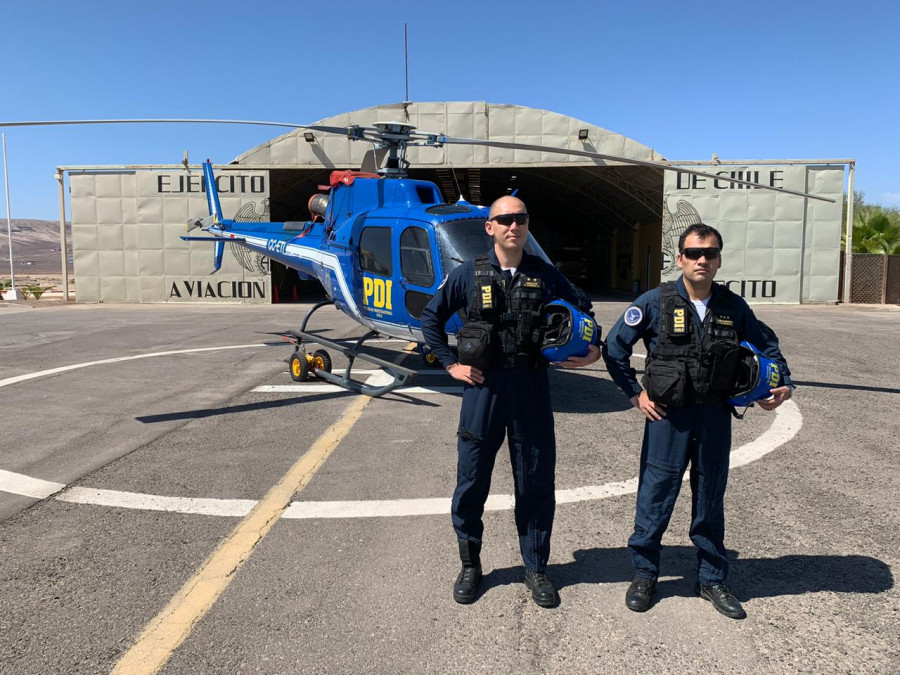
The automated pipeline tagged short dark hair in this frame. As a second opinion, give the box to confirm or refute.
[678,223,723,252]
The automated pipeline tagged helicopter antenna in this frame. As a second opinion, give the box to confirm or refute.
[448,160,464,202]
[404,23,410,104]
[403,23,412,122]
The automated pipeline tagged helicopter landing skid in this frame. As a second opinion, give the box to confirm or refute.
[281,326,416,398]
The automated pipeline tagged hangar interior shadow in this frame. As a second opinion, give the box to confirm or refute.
[263,164,664,303]
[475,547,893,603]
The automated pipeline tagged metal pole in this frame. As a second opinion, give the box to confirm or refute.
[2,133,20,300]
[842,162,855,303]
[404,23,409,103]
[57,169,70,301]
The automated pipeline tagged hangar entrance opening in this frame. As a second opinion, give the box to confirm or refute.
[265,166,663,302]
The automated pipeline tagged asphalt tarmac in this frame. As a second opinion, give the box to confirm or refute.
[0,299,897,674]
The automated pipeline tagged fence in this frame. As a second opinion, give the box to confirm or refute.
[842,253,900,304]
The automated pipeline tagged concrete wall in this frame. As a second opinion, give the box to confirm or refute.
[70,169,270,303]
[661,165,845,303]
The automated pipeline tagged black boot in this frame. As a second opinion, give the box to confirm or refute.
[625,576,656,612]
[453,540,482,604]
[695,582,746,619]
[524,569,559,608]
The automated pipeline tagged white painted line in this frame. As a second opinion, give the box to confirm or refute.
[0,401,799,515]
[0,343,270,389]
[0,469,66,499]
[254,384,460,395]
[730,399,803,468]
[57,487,257,517]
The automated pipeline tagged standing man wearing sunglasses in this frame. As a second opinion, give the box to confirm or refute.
[602,223,793,619]
[421,195,599,608]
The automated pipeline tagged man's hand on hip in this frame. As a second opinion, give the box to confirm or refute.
[631,390,667,421]
[447,363,484,385]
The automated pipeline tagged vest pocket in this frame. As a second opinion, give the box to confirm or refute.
[643,359,688,407]
[457,321,496,370]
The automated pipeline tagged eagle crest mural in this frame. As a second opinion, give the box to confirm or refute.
[661,198,702,275]
[230,198,271,275]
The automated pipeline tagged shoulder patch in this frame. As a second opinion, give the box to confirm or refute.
[624,306,643,327]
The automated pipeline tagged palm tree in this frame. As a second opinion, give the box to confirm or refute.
[852,209,900,255]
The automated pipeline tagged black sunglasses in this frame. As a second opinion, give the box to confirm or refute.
[489,213,530,226]
[681,247,721,260]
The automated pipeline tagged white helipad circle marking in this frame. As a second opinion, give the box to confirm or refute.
[0,343,270,389]
[0,343,792,518]
[1,401,802,518]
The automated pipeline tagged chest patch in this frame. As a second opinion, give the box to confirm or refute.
[672,307,687,335]
[480,284,493,309]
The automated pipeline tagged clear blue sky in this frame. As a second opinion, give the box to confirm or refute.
[1,0,897,220]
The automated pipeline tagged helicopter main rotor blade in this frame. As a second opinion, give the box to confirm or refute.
[0,119,311,129]
[0,118,836,203]
[436,136,835,203]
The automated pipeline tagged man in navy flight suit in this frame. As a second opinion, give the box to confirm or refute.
[420,195,600,607]
[603,222,793,619]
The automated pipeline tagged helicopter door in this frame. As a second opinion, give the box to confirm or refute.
[357,225,398,325]
[398,225,437,322]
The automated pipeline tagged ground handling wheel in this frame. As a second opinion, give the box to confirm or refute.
[289,351,310,382]
[311,349,332,376]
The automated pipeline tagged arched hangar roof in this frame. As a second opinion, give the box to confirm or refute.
[232,102,666,233]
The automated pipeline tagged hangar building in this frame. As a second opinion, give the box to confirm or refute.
[65,102,847,305]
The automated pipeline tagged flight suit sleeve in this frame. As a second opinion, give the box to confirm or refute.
[737,307,794,388]
[419,264,471,368]
[602,292,656,400]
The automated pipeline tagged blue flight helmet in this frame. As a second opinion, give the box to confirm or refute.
[541,299,601,362]
[728,341,782,407]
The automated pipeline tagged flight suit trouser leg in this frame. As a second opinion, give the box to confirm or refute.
[505,368,556,572]
[628,403,732,582]
[451,373,507,547]
[628,405,696,579]
[451,368,556,572]
[688,402,732,585]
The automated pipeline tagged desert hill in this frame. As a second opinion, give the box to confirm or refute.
[0,219,72,276]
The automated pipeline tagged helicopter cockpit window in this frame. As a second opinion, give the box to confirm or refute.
[400,227,434,287]
[359,227,392,277]
[435,219,550,274]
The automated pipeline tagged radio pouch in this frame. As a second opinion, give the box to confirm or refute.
[642,359,688,407]
[457,321,496,370]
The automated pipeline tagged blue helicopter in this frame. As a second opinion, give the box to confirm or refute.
[1,117,833,397]
[183,123,556,396]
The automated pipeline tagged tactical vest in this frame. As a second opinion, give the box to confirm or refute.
[467,256,546,368]
[643,282,741,405]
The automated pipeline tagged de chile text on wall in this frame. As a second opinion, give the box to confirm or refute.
[673,169,786,300]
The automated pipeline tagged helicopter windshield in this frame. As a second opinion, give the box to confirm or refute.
[435,219,551,274]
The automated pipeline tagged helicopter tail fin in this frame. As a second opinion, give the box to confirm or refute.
[203,160,223,222]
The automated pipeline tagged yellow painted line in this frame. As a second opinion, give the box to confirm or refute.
[111,394,372,674]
